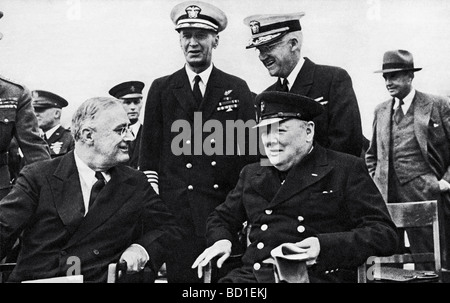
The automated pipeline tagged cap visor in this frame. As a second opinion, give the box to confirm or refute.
[253,117,286,128]
[120,93,143,99]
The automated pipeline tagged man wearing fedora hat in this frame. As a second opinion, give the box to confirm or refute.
[366,49,450,268]
[193,91,398,283]
[243,12,364,158]
[138,1,258,282]
[32,90,74,158]
[0,11,50,201]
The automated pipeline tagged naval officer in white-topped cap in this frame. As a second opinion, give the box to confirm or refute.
[138,1,259,282]
[243,12,364,158]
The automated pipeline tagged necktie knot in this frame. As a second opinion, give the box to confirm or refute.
[95,171,105,182]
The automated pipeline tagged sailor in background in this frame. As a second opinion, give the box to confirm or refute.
[109,81,145,169]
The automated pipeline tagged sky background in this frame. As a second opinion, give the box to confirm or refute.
[1,0,450,139]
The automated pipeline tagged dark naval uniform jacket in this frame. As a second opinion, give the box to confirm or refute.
[266,58,363,157]
[0,75,50,199]
[0,151,182,282]
[46,125,75,158]
[127,124,141,169]
[206,144,398,283]
[139,66,259,237]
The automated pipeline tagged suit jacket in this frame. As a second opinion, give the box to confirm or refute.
[365,91,450,213]
[46,125,75,158]
[139,66,259,237]
[207,144,398,283]
[0,75,50,197]
[0,151,182,282]
[127,124,141,169]
[265,58,363,157]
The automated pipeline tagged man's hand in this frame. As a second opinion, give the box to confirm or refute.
[439,179,450,192]
[119,244,149,272]
[294,237,320,266]
[191,239,232,279]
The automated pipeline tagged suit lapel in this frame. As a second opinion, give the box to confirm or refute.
[64,166,137,249]
[413,91,433,160]
[47,126,65,144]
[270,145,332,207]
[173,68,198,121]
[378,100,393,159]
[51,152,85,235]
[289,57,315,96]
[200,67,225,121]
[250,166,283,203]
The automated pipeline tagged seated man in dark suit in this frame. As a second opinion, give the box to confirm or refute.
[192,91,398,283]
[0,97,182,282]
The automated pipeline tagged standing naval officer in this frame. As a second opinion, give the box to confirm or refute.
[109,81,145,169]
[139,1,259,282]
[0,10,50,201]
[32,90,74,158]
[243,12,363,157]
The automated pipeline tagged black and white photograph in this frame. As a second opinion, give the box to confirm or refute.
[1,0,450,293]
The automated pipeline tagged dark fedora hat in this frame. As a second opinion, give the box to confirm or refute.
[374,49,422,74]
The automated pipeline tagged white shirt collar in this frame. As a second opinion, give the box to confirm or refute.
[45,124,61,139]
[395,88,415,114]
[130,122,141,138]
[283,57,305,90]
[185,63,214,91]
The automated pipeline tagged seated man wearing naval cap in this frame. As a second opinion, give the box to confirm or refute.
[32,90,74,158]
[192,91,398,283]
[109,81,145,169]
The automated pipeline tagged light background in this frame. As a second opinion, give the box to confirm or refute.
[1,0,450,139]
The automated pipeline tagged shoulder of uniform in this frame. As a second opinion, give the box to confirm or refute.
[0,74,26,89]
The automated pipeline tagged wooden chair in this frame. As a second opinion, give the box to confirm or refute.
[107,261,158,283]
[357,200,442,283]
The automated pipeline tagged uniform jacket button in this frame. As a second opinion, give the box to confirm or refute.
[93,249,100,255]
[297,216,304,222]
[253,263,261,271]
[186,163,192,169]
[261,224,268,231]
[265,209,273,215]
[213,184,219,189]
[257,242,264,249]
[211,161,216,166]
[297,226,305,233]
[188,185,194,191]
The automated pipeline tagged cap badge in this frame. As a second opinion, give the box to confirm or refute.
[249,20,260,34]
[130,86,136,92]
[32,91,39,99]
[186,5,201,18]
[260,101,265,113]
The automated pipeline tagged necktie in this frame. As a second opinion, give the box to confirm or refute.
[193,75,203,106]
[281,78,289,92]
[42,133,48,141]
[89,172,106,209]
[393,99,405,124]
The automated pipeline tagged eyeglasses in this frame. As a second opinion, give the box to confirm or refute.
[113,125,134,138]
[255,39,289,55]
